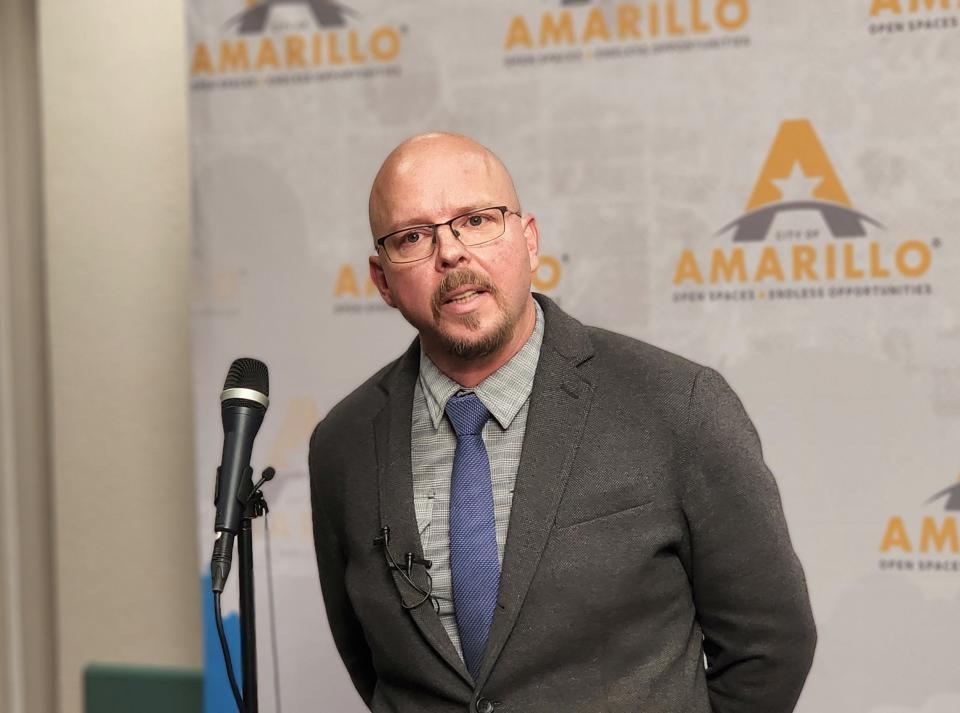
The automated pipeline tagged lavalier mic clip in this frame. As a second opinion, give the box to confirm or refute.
[374,525,436,611]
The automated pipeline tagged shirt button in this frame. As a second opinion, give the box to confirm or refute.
[475,697,495,713]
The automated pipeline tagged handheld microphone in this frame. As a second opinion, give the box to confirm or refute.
[211,358,269,593]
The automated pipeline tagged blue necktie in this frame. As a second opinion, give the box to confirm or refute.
[446,392,500,680]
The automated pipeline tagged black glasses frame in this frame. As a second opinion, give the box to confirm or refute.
[375,205,521,264]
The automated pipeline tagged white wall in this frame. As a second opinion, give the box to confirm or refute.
[36,1,201,712]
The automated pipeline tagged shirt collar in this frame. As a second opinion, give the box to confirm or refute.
[418,300,544,431]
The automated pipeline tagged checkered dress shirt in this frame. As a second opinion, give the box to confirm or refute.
[411,301,544,660]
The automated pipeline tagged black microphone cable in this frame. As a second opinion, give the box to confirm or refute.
[375,527,436,611]
[214,591,245,713]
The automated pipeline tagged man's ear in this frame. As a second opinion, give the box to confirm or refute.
[369,255,397,308]
[521,213,540,273]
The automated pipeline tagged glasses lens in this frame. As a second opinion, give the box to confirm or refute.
[451,208,505,246]
[384,227,435,263]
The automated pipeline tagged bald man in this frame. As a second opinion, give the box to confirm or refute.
[309,133,816,713]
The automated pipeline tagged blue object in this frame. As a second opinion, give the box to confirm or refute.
[446,392,500,681]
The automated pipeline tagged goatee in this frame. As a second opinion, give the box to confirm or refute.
[430,269,519,360]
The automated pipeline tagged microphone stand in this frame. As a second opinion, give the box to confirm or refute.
[236,468,273,713]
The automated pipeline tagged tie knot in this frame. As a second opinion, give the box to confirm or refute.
[444,392,490,437]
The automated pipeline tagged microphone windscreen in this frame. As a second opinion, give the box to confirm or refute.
[221,358,269,408]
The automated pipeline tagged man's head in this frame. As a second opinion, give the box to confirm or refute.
[368,133,540,368]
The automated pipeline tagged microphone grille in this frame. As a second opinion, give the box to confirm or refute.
[222,358,269,404]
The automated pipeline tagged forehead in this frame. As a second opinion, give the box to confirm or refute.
[377,147,511,226]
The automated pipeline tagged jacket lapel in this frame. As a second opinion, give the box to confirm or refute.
[373,340,473,685]
[477,295,596,686]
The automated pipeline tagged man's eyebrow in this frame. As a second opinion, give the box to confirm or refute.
[385,204,498,233]
[386,216,435,232]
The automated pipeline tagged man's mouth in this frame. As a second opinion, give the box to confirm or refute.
[442,287,488,305]
[431,270,498,320]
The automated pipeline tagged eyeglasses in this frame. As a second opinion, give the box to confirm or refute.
[375,206,521,264]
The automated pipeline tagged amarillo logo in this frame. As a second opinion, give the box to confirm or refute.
[718,119,883,243]
[226,0,354,31]
[672,119,937,301]
[332,256,565,312]
[190,0,402,81]
[503,0,750,65]
[879,476,960,572]
[868,0,960,33]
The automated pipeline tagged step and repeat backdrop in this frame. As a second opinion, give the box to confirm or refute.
[186,1,960,711]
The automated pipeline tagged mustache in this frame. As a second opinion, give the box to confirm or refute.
[431,270,498,317]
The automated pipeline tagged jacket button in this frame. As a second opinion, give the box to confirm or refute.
[475,697,495,713]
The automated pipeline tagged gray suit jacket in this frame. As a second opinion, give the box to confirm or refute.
[310,294,816,713]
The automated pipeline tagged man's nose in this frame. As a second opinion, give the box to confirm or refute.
[434,223,469,268]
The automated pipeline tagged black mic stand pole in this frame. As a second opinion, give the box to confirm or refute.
[237,468,272,713]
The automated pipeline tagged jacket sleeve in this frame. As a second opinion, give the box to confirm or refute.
[681,367,816,713]
[309,424,378,706]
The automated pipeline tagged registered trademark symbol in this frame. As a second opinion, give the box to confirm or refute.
[561,253,570,263]
[399,24,408,34]
[931,238,942,249]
